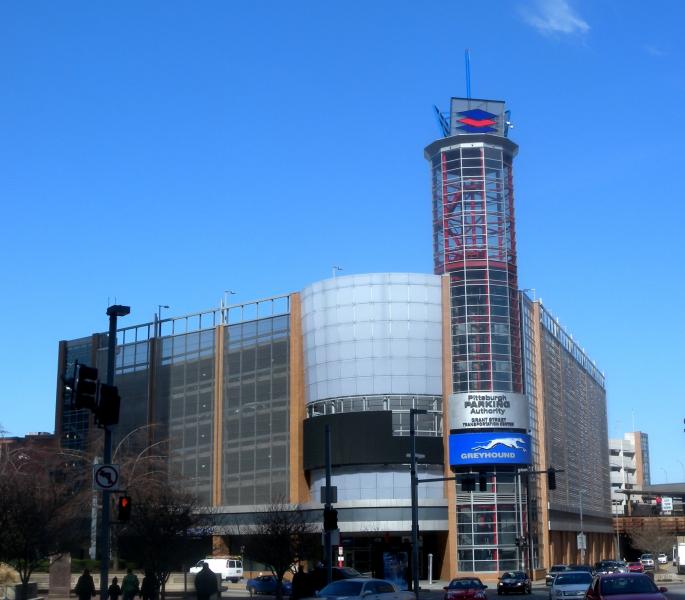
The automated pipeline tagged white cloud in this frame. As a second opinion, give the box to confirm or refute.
[644,45,666,57]
[522,0,590,36]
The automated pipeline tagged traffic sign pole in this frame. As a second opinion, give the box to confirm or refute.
[100,305,129,600]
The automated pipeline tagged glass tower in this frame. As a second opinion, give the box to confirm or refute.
[425,98,527,572]
[426,109,521,395]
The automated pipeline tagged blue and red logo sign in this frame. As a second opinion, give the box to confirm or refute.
[456,108,497,133]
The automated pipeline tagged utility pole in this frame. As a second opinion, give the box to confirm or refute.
[99,304,129,600]
[324,425,333,586]
[410,408,427,600]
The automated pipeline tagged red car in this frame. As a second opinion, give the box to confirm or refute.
[627,562,644,573]
[443,578,488,600]
[586,573,667,600]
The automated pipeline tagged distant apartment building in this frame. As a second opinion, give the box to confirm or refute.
[609,432,651,513]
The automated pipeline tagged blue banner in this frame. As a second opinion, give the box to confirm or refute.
[449,432,532,466]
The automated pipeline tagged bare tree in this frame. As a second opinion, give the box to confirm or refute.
[629,529,676,558]
[0,447,89,600]
[241,499,318,600]
[118,483,208,600]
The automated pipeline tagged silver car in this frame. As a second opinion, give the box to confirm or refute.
[549,571,593,600]
[317,578,414,600]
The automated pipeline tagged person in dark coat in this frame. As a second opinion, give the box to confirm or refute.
[141,570,158,600]
[108,577,122,600]
[292,565,313,600]
[194,562,219,600]
[121,569,140,600]
[75,569,96,600]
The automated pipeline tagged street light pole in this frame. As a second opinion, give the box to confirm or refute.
[100,304,130,600]
[410,408,427,600]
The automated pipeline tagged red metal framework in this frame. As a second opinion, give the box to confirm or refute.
[430,142,522,393]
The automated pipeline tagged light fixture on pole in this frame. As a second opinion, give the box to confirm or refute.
[156,305,169,337]
[332,266,343,278]
[222,290,236,324]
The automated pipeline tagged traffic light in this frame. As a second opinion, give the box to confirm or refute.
[72,363,99,410]
[323,507,338,531]
[462,475,476,492]
[96,383,121,427]
[547,467,557,491]
[117,495,132,522]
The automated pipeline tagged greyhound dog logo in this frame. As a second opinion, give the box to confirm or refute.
[472,437,527,452]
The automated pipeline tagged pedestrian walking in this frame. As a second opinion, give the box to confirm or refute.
[141,571,159,600]
[194,562,219,600]
[121,569,140,600]
[291,565,307,600]
[108,577,122,600]
[74,569,96,600]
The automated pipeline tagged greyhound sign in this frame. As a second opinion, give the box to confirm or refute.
[449,432,532,466]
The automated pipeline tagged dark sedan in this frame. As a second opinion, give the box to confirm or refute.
[497,571,531,595]
[246,575,293,596]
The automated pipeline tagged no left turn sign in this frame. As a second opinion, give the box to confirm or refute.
[93,464,120,491]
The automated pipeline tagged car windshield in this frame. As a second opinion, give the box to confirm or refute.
[450,580,481,589]
[340,568,361,577]
[641,555,653,560]
[600,577,658,595]
[320,581,364,596]
[551,566,566,572]
[502,572,525,580]
[555,574,592,585]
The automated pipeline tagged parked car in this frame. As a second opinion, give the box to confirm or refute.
[550,571,593,600]
[657,554,668,565]
[246,575,292,596]
[497,571,531,595]
[316,578,414,600]
[627,562,644,573]
[639,554,655,571]
[585,573,668,600]
[546,565,567,586]
[444,578,488,600]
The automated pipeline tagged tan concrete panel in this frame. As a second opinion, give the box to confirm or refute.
[289,293,309,504]
[441,274,457,580]
[531,302,552,569]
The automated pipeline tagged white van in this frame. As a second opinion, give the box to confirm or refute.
[189,557,243,582]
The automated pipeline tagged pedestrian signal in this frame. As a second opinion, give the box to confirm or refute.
[547,467,557,491]
[323,507,338,531]
[118,495,132,522]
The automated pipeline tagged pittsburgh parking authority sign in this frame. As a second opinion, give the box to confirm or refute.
[93,464,120,491]
[449,392,529,431]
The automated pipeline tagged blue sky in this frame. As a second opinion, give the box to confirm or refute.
[1,1,683,483]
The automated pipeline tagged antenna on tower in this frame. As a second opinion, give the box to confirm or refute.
[465,49,472,100]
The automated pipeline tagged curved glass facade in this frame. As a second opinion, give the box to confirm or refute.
[301,273,443,401]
